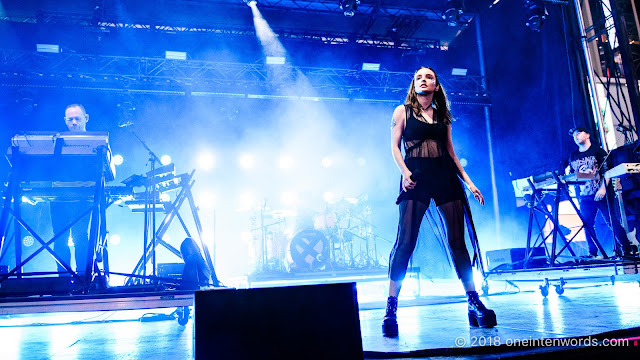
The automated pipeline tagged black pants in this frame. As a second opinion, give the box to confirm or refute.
[50,201,92,275]
[579,194,630,256]
[388,199,473,283]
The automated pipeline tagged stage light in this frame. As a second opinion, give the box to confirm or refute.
[22,236,35,247]
[113,154,124,166]
[323,191,336,203]
[110,234,121,246]
[160,155,172,165]
[21,196,36,205]
[321,157,332,168]
[278,155,294,169]
[200,231,211,245]
[451,68,468,76]
[280,191,298,206]
[524,0,548,32]
[244,0,257,6]
[389,27,402,46]
[199,191,216,209]
[197,152,216,171]
[36,44,60,53]
[241,230,253,242]
[460,158,468,167]
[266,56,285,65]
[239,191,256,209]
[239,154,255,169]
[165,51,187,60]
[159,193,171,202]
[339,0,360,17]
[361,63,380,71]
[443,0,463,27]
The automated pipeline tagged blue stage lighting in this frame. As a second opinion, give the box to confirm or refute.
[362,63,380,71]
[266,56,285,65]
[279,155,294,169]
[524,0,548,32]
[339,0,360,17]
[239,154,255,169]
[36,44,60,53]
[280,191,298,206]
[198,152,216,171]
[113,154,124,166]
[451,68,468,76]
[323,191,336,203]
[110,234,121,246]
[443,0,463,27]
[161,155,172,165]
[22,236,35,247]
[165,51,187,60]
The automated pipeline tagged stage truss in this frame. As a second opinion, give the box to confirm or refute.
[0,49,491,104]
[1,1,478,51]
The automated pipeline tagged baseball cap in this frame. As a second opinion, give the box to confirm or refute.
[569,126,589,136]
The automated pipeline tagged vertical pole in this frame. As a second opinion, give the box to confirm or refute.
[609,0,640,139]
[213,210,216,268]
[474,16,501,245]
[573,0,609,150]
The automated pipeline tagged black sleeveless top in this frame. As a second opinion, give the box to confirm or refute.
[396,105,465,206]
[402,105,448,159]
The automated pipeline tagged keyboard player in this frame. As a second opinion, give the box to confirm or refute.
[50,104,93,276]
[563,126,633,258]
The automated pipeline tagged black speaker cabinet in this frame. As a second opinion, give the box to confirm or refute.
[486,247,547,270]
[195,282,363,360]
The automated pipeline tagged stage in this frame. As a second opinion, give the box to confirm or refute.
[1,278,639,359]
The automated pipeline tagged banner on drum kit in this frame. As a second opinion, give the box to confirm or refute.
[194,282,363,360]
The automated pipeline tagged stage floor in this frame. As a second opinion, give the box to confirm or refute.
[1,280,639,359]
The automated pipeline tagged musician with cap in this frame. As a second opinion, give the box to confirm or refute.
[50,104,93,276]
[564,126,633,258]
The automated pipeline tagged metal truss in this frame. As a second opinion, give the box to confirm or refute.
[0,49,490,104]
[5,1,475,23]
[229,0,476,22]
[7,10,445,50]
[580,0,640,144]
[3,0,475,50]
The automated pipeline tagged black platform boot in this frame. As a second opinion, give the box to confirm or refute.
[467,291,497,328]
[382,296,399,337]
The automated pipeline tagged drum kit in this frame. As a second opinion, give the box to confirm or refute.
[249,194,387,274]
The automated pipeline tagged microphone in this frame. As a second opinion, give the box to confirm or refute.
[410,169,423,182]
[118,120,134,128]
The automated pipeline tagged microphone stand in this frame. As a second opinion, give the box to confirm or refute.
[124,124,162,284]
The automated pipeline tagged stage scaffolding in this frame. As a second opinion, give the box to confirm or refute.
[0,49,490,104]
[0,1,478,51]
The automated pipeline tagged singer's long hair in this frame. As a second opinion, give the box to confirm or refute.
[405,67,453,125]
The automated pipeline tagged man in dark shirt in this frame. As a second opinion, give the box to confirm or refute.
[50,104,92,276]
[566,127,631,258]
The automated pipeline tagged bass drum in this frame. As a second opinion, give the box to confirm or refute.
[286,229,329,272]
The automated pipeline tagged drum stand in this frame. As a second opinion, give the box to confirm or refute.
[250,203,287,273]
